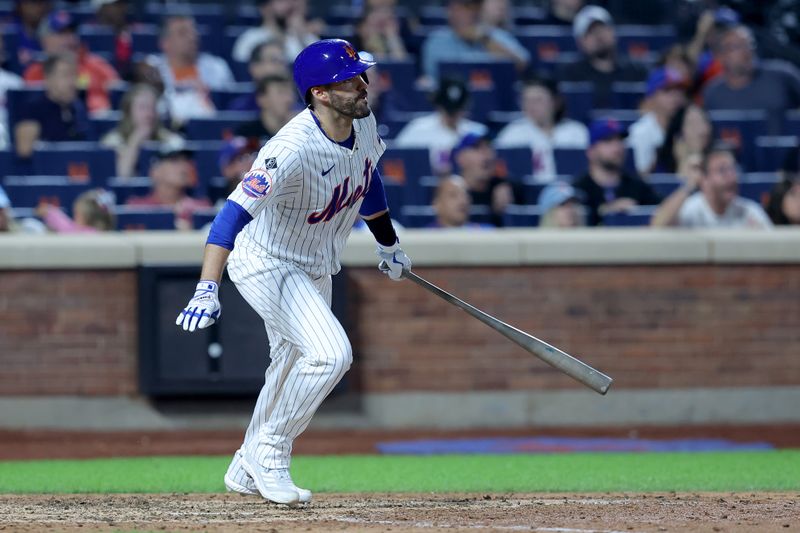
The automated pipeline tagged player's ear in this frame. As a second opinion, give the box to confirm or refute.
[310,86,329,105]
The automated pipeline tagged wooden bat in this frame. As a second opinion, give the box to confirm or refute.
[401,269,613,395]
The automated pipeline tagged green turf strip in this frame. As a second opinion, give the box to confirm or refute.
[0,451,797,494]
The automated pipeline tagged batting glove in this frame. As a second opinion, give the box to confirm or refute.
[176,280,222,332]
[377,242,411,281]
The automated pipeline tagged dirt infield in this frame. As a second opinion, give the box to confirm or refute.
[0,492,797,532]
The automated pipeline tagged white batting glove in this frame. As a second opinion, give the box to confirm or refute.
[377,242,412,281]
[176,280,222,332]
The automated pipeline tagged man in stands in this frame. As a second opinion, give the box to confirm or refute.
[429,175,490,229]
[227,39,290,113]
[557,5,647,108]
[234,74,298,141]
[650,143,772,228]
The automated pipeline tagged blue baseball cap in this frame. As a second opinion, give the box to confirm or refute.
[451,132,489,159]
[646,67,688,97]
[589,118,627,146]
[218,136,260,171]
[538,181,584,214]
[714,6,740,27]
[40,10,77,35]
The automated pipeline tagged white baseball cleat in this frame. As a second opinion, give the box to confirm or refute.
[240,454,300,506]
[225,469,312,503]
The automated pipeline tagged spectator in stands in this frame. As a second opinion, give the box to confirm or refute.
[685,7,740,93]
[703,25,800,135]
[14,53,90,158]
[37,188,116,233]
[542,0,584,26]
[451,133,514,227]
[90,0,134,80]
[574,119,661,226]
[537,181,586,228]
[148,15,235,123]
[232,0,320,64]
[395,78,488,175]
[100,84,185,178]
[651,143,772,228]
[218,136,261,202]
[766,176,800,226]
[0,39,24,146]
[495,78,589,182]
[628,68,689,176]
[0,184,14,232]
[227,40,289,113]
[430,175,490,229]
[351,5,408,61]
[557,5,647,109]
[235,74,297,141]
[655,104,713,176]
[9,0,52,71]
[23,10,120,113]
[127,147,211,231]
[480,0,514,31]
[421,0,530,84]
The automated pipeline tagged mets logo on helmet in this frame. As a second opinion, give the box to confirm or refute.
[242,168,273,199]
[344,44,357,60]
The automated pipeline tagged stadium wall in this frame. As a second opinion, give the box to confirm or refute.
[1,230,800,428]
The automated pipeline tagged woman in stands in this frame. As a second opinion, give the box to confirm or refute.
[101,83,184,178]
[766,150,800,225]
[654,104,712,178]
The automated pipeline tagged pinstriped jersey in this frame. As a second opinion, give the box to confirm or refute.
[228,108,386,277]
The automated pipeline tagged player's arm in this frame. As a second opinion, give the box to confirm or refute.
[359,168,412,281]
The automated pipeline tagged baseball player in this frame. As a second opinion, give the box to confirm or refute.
[175,39,412,506]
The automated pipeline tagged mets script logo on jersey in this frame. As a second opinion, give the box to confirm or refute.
[242,168,273,199]
[307,159,374,224]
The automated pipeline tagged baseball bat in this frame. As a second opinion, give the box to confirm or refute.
[400,269,613,395]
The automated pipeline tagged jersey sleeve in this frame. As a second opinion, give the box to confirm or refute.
[227,143,302,219]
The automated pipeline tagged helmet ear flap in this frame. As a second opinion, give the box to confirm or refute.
[360,72,370,85]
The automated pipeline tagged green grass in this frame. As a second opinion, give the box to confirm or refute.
[0,451,797,494]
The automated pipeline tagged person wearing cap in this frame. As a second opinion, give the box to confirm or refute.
[651,143,771,228]
[126,147,211,231]
[627,67,689,176]
[235,74,298,141]
[451,132,515,227]
[395,78,489,175]
[227,40,290,113]
[232,0,320,64]
[557,5,647,109]
[147,14,234,123]
[537,180,586,228]
[9,0,52,71]
[218,136,261,200]
[23,9,119,113]
[495,77,589,182]
[421,0,530,84]
[703,24,800,135]
[89,0,135,80]
[100,83,185,178]
[573,118,660,226]
[14,53,90,159]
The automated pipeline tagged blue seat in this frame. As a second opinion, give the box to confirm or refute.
[107,176,152,204]
[708,110,769,170]
[326,4,361,25]
[516,26,577,63]
[519,181,547,205]
[401,205,436,228]
[418,5,447,26]
[6,88,44,134]
[553,148,588,176]
[754,136,799,172]
[502,204,541,227]
[496,147,533,181]
[786,110,800,135]
[602,205,658,227]
[2,176,92,215]
[185,112,253,141]
[192,207,218,229]
[79,27,115,55]
[90,111,123,140]
[647,174,682,198]
[113,205,176,231]
[383,182,404,224]
[559,82,594,123]
[129,26,160,55]
[32,143,116,186]
[611,82,646,110]
[378,147,432,206]
[207,176,229,205]
[210,83,255,110]
[739,172,780,205]
[616,25,676,61]
[379,60,419,107]
[438,60,519,113]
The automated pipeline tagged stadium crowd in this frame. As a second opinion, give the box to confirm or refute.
[1,0,800,233]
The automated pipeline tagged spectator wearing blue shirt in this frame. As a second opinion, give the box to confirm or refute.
[421,0,530,84]
[9,0,52,72]
[14,53,90,159]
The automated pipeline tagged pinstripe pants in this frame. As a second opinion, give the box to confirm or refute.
[225,253,352,476]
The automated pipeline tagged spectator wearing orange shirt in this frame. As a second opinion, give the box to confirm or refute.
[23,10,119,113]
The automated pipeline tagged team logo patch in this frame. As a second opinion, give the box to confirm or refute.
[265,157,278,169]
[242,168,272,199]
[344,44,358,60]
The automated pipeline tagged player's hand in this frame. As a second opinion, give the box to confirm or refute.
[176,280,222,332]
[377,242,411,281]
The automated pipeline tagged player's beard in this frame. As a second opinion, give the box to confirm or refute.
[329,90,371,119]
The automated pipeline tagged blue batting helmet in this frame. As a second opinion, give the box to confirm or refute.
[293,39,375,103]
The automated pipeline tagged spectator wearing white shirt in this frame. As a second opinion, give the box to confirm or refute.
[628,67,688,176]
[394,78,488,176]
[232,0,319,64]
[147,15,234,123]
[495,78,589,182]
[651,143,772,228]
